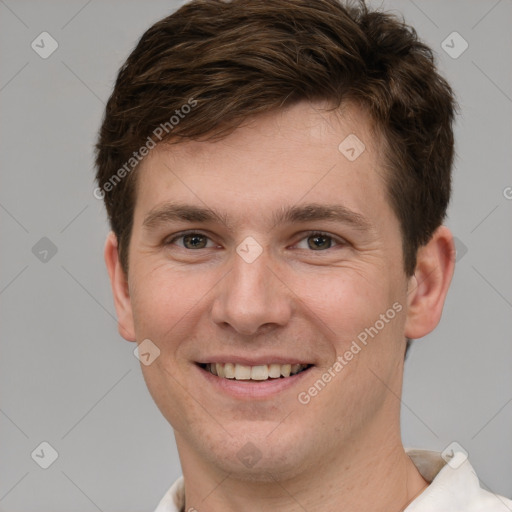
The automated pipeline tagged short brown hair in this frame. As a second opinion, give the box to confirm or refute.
[95,0,456,276]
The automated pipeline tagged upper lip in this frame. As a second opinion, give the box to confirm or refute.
[196,356,314,366]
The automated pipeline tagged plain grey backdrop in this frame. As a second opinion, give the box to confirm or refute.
[1,0,511,510]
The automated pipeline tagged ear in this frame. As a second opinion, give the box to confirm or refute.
[104,232,136,342]
[404,226,455,339]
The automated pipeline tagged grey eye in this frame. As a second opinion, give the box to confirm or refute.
[182,233,208,249]
[307,233,334,250]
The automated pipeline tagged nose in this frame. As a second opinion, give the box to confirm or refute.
[211,246,293,336]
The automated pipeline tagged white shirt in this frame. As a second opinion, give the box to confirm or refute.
[153,448,512,512]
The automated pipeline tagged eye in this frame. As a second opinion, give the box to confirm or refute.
[166,231,216,249]
[294,231,343,251]
[164,230,345,252]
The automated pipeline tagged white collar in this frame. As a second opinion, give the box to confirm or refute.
[154,448,512,512]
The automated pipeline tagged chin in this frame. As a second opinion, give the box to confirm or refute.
[195,424,314,482]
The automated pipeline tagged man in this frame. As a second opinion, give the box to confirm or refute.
[95,0,512,510]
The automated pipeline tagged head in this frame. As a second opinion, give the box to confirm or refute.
[97,0,456,480]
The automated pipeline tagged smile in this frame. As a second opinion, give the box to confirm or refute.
[200,362,312,381]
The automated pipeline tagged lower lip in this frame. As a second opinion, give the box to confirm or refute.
[195,364,314,400]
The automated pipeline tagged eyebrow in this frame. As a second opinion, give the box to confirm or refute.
[272,203,372,232]
[143,202,231,230]
[142,201,372,232]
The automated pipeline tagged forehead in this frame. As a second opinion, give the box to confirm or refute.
[161,101,381,167]
[133,101,391,227]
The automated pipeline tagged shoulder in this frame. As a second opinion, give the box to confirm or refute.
[405,448,512,512]
[468,486,512,512]
[153,476,185,512]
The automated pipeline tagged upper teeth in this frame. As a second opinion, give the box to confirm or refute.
[207,363,308,380]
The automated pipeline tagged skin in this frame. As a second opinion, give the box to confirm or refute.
[105,101,455,512]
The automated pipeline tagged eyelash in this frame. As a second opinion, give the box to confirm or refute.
[164,230,346,251]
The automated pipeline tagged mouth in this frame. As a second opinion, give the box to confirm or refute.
[197,362,313,381]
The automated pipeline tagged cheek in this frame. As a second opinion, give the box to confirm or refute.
[129,263,206,337]
[300,280,406,435]
[301,267,407,394]
[300,269,394,333]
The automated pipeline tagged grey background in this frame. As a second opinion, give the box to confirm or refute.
[0,0,511,510]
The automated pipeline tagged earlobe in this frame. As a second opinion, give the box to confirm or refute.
[104,232,137,342]
[404,226,455,340]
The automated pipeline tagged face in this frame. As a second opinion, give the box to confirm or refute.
[111,101,419,479]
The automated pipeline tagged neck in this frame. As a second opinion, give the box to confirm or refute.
[176,425,429,512]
